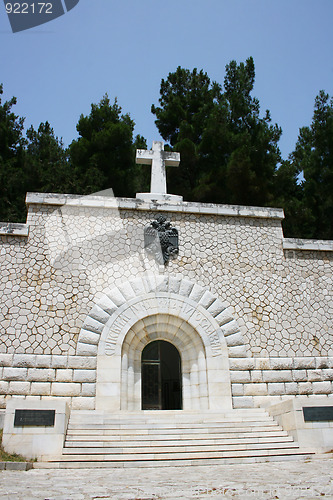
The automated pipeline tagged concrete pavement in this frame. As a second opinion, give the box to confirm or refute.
[0,456,333,499]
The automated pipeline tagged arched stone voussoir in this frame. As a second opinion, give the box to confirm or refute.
[76,275,249,358]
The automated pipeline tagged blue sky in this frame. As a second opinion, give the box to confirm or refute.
[1,0,333,161]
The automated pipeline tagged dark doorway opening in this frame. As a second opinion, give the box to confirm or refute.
[141,340,182,410]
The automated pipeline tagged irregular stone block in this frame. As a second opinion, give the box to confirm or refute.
[251,370,263,383]
[118,282,136,301]
[56,369,73,382]
[207,299,227,317]
[98,295,118,316]
[81,383,96,396]
[312,381,332,394]
[292,369,307,382]
[155,276,169,293]
[284,382,299,394]
[107,287,126,307]
[244,383,268,396]
[199,290,216,309]
[35,355,52,368]
[67,356,97,369]
[179,279,194,298]
[223,321,240,337]
[82,316,104,334]
[229,359,255,370]
[168,276,182,294]
[262,370,293,383]
[79,329,100,346]
[12,354,36,368]
[316,357,331,369]
[232,396,254,408]
[89,305,110,324]
[322,369,333,381]
[71,397,95,410]
[293,357,316,369]
[215,308,234,327]
[270,358,293,370]
[268,383,285,395]
[0,381,9,394]
[8,381,30,395]
[76,344,98,357]
[230,370,251,383]
[298,382,313,395]
[0,354,14,367]
[255,359,271,370]
[308,369,324,382]
[73,369,96,383]
[27,368,55,382]
[3,367,27,381]
[30,382,51,395]
[51,356,68,369]
[51,382,81,397]
[225,331,244,347]
[228,345,248,358]
[231,384,244,396]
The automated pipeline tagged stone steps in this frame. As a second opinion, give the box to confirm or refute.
[34,454,315,469]
[43,409,315,468]
[63,442,300,455]
[65,435,294,446]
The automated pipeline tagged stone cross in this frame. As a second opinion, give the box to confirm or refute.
[136,141,180,195]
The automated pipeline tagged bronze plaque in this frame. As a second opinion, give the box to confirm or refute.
[14,409,55,427]
[303,407,333,422]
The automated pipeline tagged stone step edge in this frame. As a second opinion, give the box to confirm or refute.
[65,427,284,436]
[69,409,268,415]
[67,420,277,428]
[33,453,316,469]
[62,443,300,454]
[64,437,294,447]
[53,449,315,463]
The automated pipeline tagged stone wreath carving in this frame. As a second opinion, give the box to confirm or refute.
[144,215,179,265]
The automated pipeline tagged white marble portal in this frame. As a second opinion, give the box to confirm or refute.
[92,276,240,412]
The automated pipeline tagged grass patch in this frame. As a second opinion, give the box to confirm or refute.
[0,429,28,462]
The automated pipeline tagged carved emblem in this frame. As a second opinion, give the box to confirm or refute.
[144,215,179,265]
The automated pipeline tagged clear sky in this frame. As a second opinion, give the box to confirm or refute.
[1,0,333,161]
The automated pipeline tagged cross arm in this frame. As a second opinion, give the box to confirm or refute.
[136,150,154,165]
[163,151,180,167]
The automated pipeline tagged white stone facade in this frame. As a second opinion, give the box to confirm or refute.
[0,192,332,411]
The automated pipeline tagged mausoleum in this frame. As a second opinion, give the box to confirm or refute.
[0,142,332,466]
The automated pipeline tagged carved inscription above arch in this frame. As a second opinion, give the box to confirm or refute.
[76,275,248,359]
[103,295,223,357]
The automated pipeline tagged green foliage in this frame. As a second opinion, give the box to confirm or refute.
[288,90,333,239]
[151,67,221,199]
[0,87,147,223]
[26,121,73,194]
[0,84,27,222]
[152,58,282,207]
[1,71,332,240]
[69,95,145,197]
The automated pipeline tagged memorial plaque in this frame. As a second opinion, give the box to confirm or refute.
[303,406,333,422]
[14,409,55,427]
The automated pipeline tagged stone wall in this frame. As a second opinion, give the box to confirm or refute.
[0,193,332,409]
[0,353,96,410]
[230,356,333,408]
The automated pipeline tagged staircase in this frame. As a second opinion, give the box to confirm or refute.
[40,409,315,468]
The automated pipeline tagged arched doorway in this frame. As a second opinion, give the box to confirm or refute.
[141,340,182,410]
